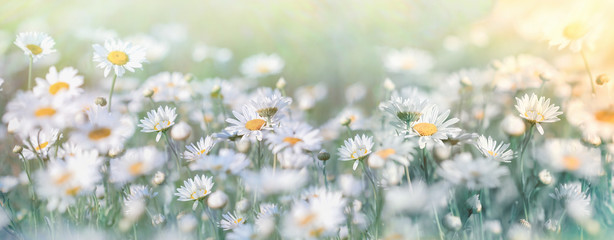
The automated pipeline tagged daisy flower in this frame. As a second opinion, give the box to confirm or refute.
[277,150,313,169]
[545,6,603,53]
[514,93,563,135]
[241,168,308,196]
[474,135,514,162]
[110,146,166,184]
[225,105,269,141]
[294,83,327,110]
[14,32,56,62]
[282,191,347,239]
[407,105,461,149]
[138,106,177,142]
[190,149,250,176]
[338,134,374,170]
[33,66,84,97]
[437,153,509,190]
[220,212,246,231]
[248,88,292,123]
[70,106,134,154]
[92,38,147,77]
[379,94,430,130]
[368,135,416,167]
[35,149,102,212]
[2,92,78,136]
[22,128,62,160]
[175,175,214,210]
[140,71,192,102]
[240,53,284,78]
[383,47,434,74]
[537,139,601,178]
[266,121,322,154]
[183,136,216,162]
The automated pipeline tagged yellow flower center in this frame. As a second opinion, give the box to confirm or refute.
[350,148,368,159]
[65,186,81,196]
[34,107,56,117]
[401,58,415,70]
[49,82,70,95]
[594,110,614,124]
[129,162,144,175]
[107,51,129,65]
[199,148,208,155]
[257,64,271,73]
[234,218,243,224]
[523,110,545,122]
[26,44,43,55]
[563,22,589,40]
[153,120,171,131]
[35,142,49,151]
[54,172,72,185]
[283,137,302,145]
[245,119,266,131]
[487,150,498,157]
[309,228,325,237]
[563,156,581,171]
[413,123,438,136]
[299,213,316,226]
[88,128,112,140]
[375,148,396,159]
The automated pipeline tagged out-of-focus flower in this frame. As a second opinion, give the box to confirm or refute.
[240,53,284,78]
[537,139,601,178]
[33,66,83,97]
[383,47,434,74]
[220,212,246,231]
[437,153,509,190]
[110,146,165,184]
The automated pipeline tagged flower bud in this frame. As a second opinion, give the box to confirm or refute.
[211,85,222,98]
[443,213,462,231]
[501,115,526,137]
[383,78,395,91]
[151,171,166,186]
[178,214,198,233]
[171,121,192,141]
[95,97,107,107]
[207,191,229,209]
[596,74,609,85]
[236,199,251,213]
[13,145,23,154]
[143,88,155,98]
[236,139,251,153]
[519,219,531,229]
[317,150,330,161]
[152,214,166,226]
[538,169,553,185]
[276,77,286,89]
[183,73,194,82]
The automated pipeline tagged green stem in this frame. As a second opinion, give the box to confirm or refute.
[108,74,118,112]
[322,161,329,190]
[433,207,445,240]
[28,56,33,90]
[422,148,429,183]
[580,50,596,94]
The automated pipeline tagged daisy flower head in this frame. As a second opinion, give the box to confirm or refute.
[2,92,79,136]
[22,128,62,160]
[183,136,216,162]
[240,53,284,78]
[190,149,250,176]
[474,135,514,162]
[437,153,509,190]
[92,38,146,77]
[248,88,292,123]
[175,175,214,210]
[220,212,246,231]
[408,105,461,149]
[384,47,434,74]
[379,93,430,130]
[138,106,177,142]
[338,134,374,170]
[141,71,192,102]
[544,5,603,53]
[514,93,563,135]
[70,105,134,154]
[369,135,416,167]
[282,191,347,239]
[14,32,56,62]
[537,139,601,178]
[226,105,269,141]
[266,121,322,154]
[110,146,165,184]
[33,66,84,97]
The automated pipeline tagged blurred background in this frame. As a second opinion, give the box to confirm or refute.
[0,0,612,113]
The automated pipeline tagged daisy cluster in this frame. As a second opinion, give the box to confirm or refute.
[1,1,614,239]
